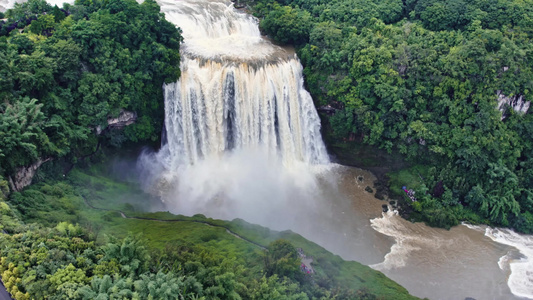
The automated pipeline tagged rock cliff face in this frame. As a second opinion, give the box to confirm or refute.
[96,110,137,135]
[497,90,530,119]
[8,158,51,192]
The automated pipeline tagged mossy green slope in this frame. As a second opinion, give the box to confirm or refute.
[6,165,417,299]
[69,168,417,299]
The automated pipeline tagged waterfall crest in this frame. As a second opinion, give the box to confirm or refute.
[160,0,292,62]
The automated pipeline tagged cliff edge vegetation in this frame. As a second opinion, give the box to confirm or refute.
[0,0,181,186]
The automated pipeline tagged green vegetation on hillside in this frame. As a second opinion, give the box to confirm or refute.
[0,166,417,299]
[253,0,533,232]
[0,0,181,177]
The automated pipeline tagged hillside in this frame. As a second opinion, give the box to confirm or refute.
[0,163,418,299]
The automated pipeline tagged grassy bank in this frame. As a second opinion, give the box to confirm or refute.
[76,168,416,299]
[2,162,418,299]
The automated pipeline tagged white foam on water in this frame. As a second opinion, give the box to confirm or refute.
[369,210,435,270]
[498,253,511,271]
[462,222,484,231]
[485,228,533,299]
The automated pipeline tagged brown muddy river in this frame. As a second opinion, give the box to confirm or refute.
[150,160,529,300]
[329,166,526,300]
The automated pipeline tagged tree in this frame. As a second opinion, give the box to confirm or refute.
[29,14,55,35]
[48,264,90,299]
[260,4,312,45]
[0,97,47,173]
[249,275,308,300]
[102,235,149,277]
[264,240,300,279]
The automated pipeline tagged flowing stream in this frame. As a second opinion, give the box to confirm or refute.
[136,0,533,299]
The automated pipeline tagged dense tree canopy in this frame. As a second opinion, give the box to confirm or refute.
[255,0,533,232]
[0,0,182,176]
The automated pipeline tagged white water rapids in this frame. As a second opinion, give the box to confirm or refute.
[4,0,533,299]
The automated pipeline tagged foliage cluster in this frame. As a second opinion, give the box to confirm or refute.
[1,223,214,300]
[0,223,365,300]
[0,167,416,299]
[254,0,533,232]
[0,0,182,177]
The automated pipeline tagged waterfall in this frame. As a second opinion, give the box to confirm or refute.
[163,57,328,167]
[138,0,329,226]
[158,0,328,168]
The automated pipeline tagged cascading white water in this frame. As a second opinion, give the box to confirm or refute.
[485,227,533,299]
[158,0,328,168]
[138,0,330,228]
[163,57,328,167]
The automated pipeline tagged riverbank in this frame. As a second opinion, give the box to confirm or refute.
[325,138,417,217]
[323,141,532,299]
[0,163,417,299]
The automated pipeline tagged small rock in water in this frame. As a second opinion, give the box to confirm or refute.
[358,176,364,182]
[374,192,385,200]
[365,186,373,193]
[382,204,388,213]
[389,200,397,208]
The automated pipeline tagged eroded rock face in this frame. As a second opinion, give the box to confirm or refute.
[8,158,51,192]
[96,110,137,134]
[497,90,530,119]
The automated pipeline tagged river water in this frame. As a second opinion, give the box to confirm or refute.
[330,166,530,300]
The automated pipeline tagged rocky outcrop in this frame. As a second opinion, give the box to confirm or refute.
[96,110,137,135]
[317,105,338,115]
[8,158,52,192]
[497,90,530,119]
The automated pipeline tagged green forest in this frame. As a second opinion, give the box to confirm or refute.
[0,0,418,299]
[254,0,533,232]
[0,0,181,179]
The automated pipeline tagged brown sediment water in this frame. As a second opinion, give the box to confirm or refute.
[329,165,523,300]
[369,211,517,299]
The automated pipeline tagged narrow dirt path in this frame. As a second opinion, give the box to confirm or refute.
[82,196,267,250]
